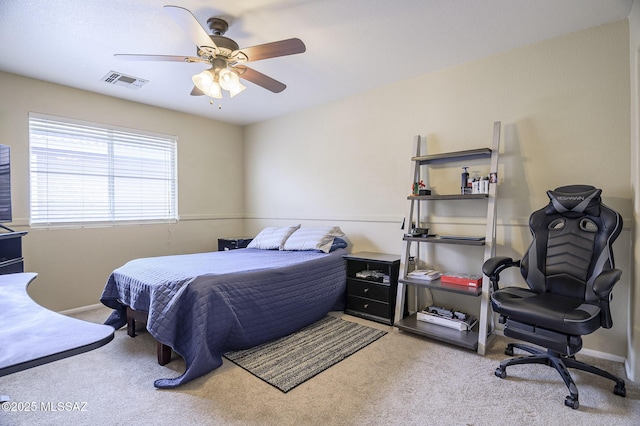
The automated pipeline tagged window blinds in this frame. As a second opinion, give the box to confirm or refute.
[29,113,178,227]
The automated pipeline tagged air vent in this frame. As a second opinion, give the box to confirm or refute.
[101,71,148,89]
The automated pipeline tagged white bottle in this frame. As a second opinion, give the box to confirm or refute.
[482,176,490,194]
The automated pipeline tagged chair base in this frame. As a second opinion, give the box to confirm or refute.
[495,343,626,410]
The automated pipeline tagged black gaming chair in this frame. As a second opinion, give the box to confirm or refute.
[482,185,626,409]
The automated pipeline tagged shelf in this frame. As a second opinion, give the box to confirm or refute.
[0,231,27,240]
[347,277,392,287]
[408,193,488,201]
[345,308,392,326]
[398,277,482,296]
[0,257,23,267]
[395,313,479,351]
[412,148,492,165]
[343,252,401,263]
[396,123,501,356]
[403,236,486,246]
[0,231,27,275]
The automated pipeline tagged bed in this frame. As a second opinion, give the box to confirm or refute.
[100,225,348,388]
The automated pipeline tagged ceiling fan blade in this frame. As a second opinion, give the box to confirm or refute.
[234,66,286,93]
[190,86,205,96]
[163,5,219,54]
[234,38,306,62]
[114,54,207,63]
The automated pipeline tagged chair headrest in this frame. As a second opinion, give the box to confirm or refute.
[545,185,602,217]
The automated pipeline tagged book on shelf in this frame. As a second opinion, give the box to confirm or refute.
[440,272,482,287]
[416,306,478,331]
[407,269,441,281]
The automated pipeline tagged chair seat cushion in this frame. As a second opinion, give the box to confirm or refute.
[491,287,601,335]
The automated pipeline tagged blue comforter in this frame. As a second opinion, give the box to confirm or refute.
[100,248,347,388]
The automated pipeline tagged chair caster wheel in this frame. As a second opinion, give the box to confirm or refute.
[614,382,626,397]
[504,345,514,356]
[564,396,579,410]
[495,367,506,379]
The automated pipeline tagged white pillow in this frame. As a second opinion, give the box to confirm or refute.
[282,226,346,253]
[247,225,301,250]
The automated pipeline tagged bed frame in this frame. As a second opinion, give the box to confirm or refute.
[126,306,171,365]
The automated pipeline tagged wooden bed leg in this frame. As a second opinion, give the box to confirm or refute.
[157,342,171,365]
[125,305,171,365]
[127,318,136,337]
[126,307,137,337]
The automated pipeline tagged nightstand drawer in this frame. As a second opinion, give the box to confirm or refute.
[346,279,389,302]
[346,295,390,319]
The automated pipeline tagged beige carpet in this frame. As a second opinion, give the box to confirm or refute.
[1,305,638,426]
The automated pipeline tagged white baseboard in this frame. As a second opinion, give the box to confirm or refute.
[625,358,636,382]
[493,329,626,364]
[58,303,106,315]
[579,347,626,364]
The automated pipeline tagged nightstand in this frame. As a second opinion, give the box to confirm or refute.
[218,237,253,251]
[343,252,401,325]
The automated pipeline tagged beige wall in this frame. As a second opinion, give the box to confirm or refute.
[0,72,245,311]
[244,20,632,358]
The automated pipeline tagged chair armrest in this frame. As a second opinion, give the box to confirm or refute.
[482,256,514,276]
[593,268,622,299]
[593,268,622,329]
[482,256,521,291]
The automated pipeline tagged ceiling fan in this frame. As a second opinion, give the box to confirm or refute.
[115,5,306,99]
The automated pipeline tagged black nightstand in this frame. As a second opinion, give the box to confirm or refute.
[218,237,253,251]
[343,252,401,325]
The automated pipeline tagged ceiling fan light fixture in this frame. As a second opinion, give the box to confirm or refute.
[192,68,213,87]
[229,81,246,98]
[218,68,240,91]
[192,69,222,98]
[208,81,223,99]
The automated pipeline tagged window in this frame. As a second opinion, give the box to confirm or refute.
[29,113,178,227]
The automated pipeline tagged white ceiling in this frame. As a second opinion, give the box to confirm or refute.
[0,0,634,126]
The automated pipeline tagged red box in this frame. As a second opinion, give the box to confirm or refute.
[441,273,482,287]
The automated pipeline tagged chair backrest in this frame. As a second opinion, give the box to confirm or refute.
[520,185,622,303]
